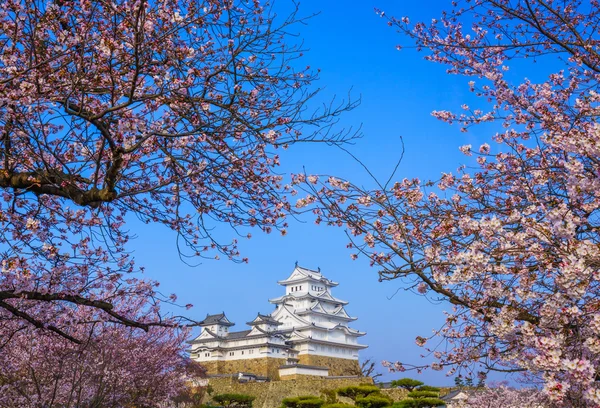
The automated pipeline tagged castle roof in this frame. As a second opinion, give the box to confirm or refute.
[189,328,288,345]
[269,290,348,306]
[280,322,366,337]
[221,329,252,339]
[193,341,292,353]
[277,265,338,287]
[287,337,368,349]
[247,313,282,326]
[198,312,235,327]
[295,302,357,321]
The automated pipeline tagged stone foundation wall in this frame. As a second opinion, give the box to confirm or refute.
[202,357,287,380]
[206,376,374,408]
[296,355,361,376]
[379,388,409,401]
[279,374,326,381]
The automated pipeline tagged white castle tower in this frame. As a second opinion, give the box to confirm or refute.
[189,264,367,379]
[269,264,367,362]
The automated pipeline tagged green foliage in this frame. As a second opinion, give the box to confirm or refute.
[415,385,440,393]
[320,389,338,404]
[321,404,355,408]
[336,385,381,401]
[392,398,445,408]
[298,399,326,408]
[390,378,424,391]
[213,393,256,408]
[406,391,439,399]
[396,384,443,408]
[281,395,325,408]
[355,395,393,408]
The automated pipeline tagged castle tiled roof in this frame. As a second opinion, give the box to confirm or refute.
[269,291,348,306]
[198,312,235,327]
[224,330,252,339]
[247,313,282,326]
[277,265,339,287]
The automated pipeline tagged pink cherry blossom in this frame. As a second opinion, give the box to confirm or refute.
[0,0,356,400]
[0,0,355,340]
[300,1,600,405]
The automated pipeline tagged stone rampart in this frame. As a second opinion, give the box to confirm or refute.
[296,355,361,376]
[206,376,373,408]
[202,357,287,380]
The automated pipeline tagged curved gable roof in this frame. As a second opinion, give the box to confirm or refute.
[278,265,339,287]
[198,312,235,327]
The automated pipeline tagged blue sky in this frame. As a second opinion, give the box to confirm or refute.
[128,0,518,385]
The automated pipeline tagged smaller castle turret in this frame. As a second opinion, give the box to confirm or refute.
[198,312,234,337]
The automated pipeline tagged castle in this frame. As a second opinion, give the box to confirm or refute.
[189,265,367,379]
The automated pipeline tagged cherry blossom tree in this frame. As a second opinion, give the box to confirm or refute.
[295,0,600,405]
[466,383,549,408]
[0,0,356,345]
[0,316,201,407]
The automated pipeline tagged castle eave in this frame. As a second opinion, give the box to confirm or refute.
[192,342,292,353]
[295,309,357,322]
[269,293,349,305]
[288,338,368,349]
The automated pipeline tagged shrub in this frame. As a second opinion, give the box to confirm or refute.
[322,404,355,408]
[355,395,393,408]
[213,393,256,408]
[415,385,440,393]
[390,379,424,391]
[336,385,381,400]
[297,399,325,408]
[392,398,445,408]
[281,395,325,408]
[406,391,439,399]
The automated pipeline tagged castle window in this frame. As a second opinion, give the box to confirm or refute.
[229,351,234,356]
[204,352,210,357]
[241,351,244,355]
